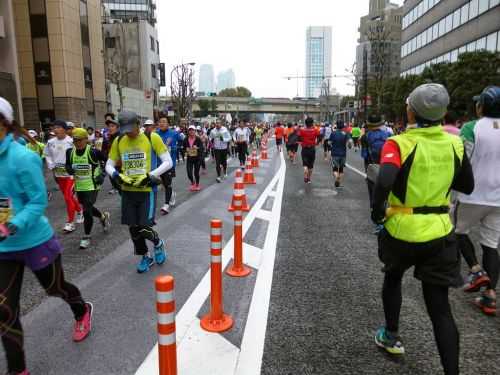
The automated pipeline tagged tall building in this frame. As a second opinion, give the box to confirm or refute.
[305,26,332,98]
[102,0,157,25]
[356,1,403,80]
[400,0,500,76]
[1,0,107,129]
[198,64,215,94]
[216,69,236,92]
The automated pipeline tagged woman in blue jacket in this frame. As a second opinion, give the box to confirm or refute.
[0,97,93,375]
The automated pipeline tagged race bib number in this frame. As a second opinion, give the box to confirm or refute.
[0,197,13,225]
[73,164,91,180]
[54,163,69,177]
[187,147,198,157]
[238,134,245,142]
[123,152,147,176]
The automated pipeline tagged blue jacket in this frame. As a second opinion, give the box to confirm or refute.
[0,134,54,252]
[156,128,179,168]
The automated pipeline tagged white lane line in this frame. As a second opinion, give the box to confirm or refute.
[345,163,367,178]
[255,209,272,221]
[243,243,264,270]
[136,152,284,375]
[234,151,286,375]
[267,191,276,197]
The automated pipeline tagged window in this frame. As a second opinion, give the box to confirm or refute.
[105,37,116,48]
[427,27,433,43]
[156,40,159,54]
[151,63,156,78]
[416,33,422,49]
[150,36,155,51]
[438,18,446,37]
[451,49,458,62]
[452,8,460,30]
[432,23,439,40]
[469,0,479,19]
[478,0,489,14]
[30,15,48,37]
[423,0,429,13]
[476,36,486,50]
[412,37,417,52]
[491,0,500,7]
[461,3,469,24]
[34,62,51,84]
[422,29,427,46]
[467,40,476,52]
[498,31,500,51]
[459,45,467,54]
[445,14,453,33]
[486,32,497,52]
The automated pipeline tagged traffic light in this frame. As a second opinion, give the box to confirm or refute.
[159,63,165,87]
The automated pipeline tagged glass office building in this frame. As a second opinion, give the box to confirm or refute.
[305,26,332,98]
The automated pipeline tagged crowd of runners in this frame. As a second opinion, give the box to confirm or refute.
[0,82,499,375]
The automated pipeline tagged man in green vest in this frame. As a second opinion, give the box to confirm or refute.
[105,111,173,273]
[371,84,474,375]
[66,127,110,249]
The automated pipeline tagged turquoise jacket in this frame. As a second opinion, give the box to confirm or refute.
[0,134,54,252]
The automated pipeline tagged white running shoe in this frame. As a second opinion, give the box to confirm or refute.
[101,212,111,232]
[79,237,90,249]
[75,211,84,224]
[63,222,76,233]
[161,204,170,215]
[169,191,176,206]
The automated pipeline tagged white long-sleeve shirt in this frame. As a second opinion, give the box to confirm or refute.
[44,136,73,177]
[233,127,250,143]
[209,126,232,150]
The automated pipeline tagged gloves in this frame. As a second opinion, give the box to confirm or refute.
[370,207,385,225]
[0,223,17,242]
[132,173,161,187]
[113,172,134,186]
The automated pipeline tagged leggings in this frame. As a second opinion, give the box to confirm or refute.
[76,191,103,236]
[129,225,160,256]
[382,272,459,375]
[214,149,228,177]
[236,143,248,166]
[0,256,85,373]
[160,170,174,205]
[186,158,201,184]
[56,177,81,222]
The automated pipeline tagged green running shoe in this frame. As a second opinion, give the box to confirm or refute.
[375,327,405,355]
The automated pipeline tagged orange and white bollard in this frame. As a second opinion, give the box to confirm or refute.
[251,150,259,168]
[228,169,250,212]
[155,275,177,375]
[243,159,256,185]
[227,196,251,277]
[200,219,234,333]
[260,143,268,160]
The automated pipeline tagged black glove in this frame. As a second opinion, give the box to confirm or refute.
[133,173,161,187]
[370,208,385,225]
[0,223,17,242]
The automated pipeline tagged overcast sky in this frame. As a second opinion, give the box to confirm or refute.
[157,0,403,98]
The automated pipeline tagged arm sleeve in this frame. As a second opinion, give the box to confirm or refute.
[65,148,74,176]
[451,152,474,194]
[372,163,400,214]
[105,158,117,177]
[10,154,48,231]
[150,152,173,178]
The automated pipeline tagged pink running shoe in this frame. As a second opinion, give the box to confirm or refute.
[73,302,93,342]
[13,370,30,375]
[188,184,196,191]
[194,184,201,191]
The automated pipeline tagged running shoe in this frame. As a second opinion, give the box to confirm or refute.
[374,327,405,355]
[169,191,176,206]
[307,179,312,184]
[63,222,76,233]
[154,239,167,265]
[137,255,154,273]
[224,173,228,179]
[474,294,497,316]
[13,370,30,375]
[216,177,222,183]
[75,211,84,224]
[334,180,340,188]
[73,302,93,342]
[108,188,118,195]
[463,270,490,293]
[194,184,201,191]
[189,184,196,191]
[160,204,170,215]
[304,177,308,183]
[101,212,111,232]
[47,191,52,201]
[79,237,90,249]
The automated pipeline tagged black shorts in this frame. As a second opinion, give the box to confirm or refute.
[301,146,316,169]
[276,138,283,146]
[121,190,156,227]
[287,143,298,153]
[323,139,330,152]
[378,229,462,287]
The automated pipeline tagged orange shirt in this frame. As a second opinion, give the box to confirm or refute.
[274,126,285,139]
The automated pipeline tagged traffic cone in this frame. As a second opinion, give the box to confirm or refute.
[228,169,250,212]
[243,159,256,185]
[261,143,268,160]
[251,150,259,168]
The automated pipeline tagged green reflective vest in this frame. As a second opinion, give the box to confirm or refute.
[384,126,464,243]
[71,145,101,192]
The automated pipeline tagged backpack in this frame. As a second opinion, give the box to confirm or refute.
[366,130,389,164]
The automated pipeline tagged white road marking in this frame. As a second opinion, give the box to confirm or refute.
[345,163,367,178]
[242,243,263,270]
[135,151,286,375]
[255,209,272,221]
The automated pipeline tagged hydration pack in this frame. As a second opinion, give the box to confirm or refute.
[366,130,390,164]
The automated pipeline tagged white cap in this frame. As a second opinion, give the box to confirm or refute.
[0,97,14,123]
[196,125,202,130]
[188,125,196,130]
[28,129,38,137]
[144,119,154,126]
[66,121,75,128]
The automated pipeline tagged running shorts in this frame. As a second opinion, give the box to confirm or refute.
[0,236,62,271]
[276,138,283,146]
[121,191,156,226]
[301,146,316,169]
[288,144,298,153]
[378,229,462,287]
[331,156,346,172]
[323,139,330,152]
[453,202,500,249]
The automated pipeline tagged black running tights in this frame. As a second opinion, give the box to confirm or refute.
[382,272,459,375]
[76,191,103,235]
[129,225,160,256]
[160,171,173,205]
[0,256,85,373]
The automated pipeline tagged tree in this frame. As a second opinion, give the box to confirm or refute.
[196,99,210,117]
[170,64,195,123]
[218,86,252,97]
[210,99,218,114]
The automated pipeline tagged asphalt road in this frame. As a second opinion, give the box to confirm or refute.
[261,147,500,375]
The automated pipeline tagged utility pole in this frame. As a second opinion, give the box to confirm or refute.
[362,47,368,124]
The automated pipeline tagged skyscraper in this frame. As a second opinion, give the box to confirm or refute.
[216,69,236,92]
[199,64,215,94]
[305,26,332,98]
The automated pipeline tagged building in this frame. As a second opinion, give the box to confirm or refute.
[102,0,156,26]
[1,0,107,130]
[216,69,236,92]
[305,26,332,98]
[198,64,215,95]
[356,0,403,80]
[400,0,500,76]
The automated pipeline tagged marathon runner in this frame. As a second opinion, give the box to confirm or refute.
[101,116,122,195]
[371,84,473,375]
[105,110,172,273]
[351,124,362,151]
[0,97,93,375]
[285,124,299,164]
[322,122,332,160]
[274,122,285,152]
[208,119,231,183]
[454,86,500,315]
[298,117,320,184]
[197,126,208,174]
[254,124,263,149]
[44,119,83,232]
[329,120,352,188]
[66,128,110,249]
[156,114,179,215]
[183,125,204,191]
[233,120,250,167]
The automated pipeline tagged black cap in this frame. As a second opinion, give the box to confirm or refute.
[366,113,383,128]
[52,119,68,129]
[105,118,120,127]
[118,110,139,133]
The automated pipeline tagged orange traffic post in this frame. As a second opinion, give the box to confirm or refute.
[260,143,268,160]
[226,196,251,277]
[243,159,256,185]
[228,169,250,212]
[200,219,234,333]
[155,275,177,375]
[251,150,259,168]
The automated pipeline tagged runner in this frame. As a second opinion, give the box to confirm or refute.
[233,120,250,167]
[274,122,285,152]
[209,119,231,183]
[454,86,500,315]
[197,126,208,174]
[371,84,474,375]
[44,119,83,232]
[101,117,122,195]
[105,110,172,273]
[351,124,362,151]
[26,130,45,158]
[156,114,179,215]
[286,124,299,164]
[254,124,263,149]
[183,125,204,191]
[298,117,320,184]
[0,97,93,375]
[329,120,353,188]
[66,128,110,249]
[322,123,332,160]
